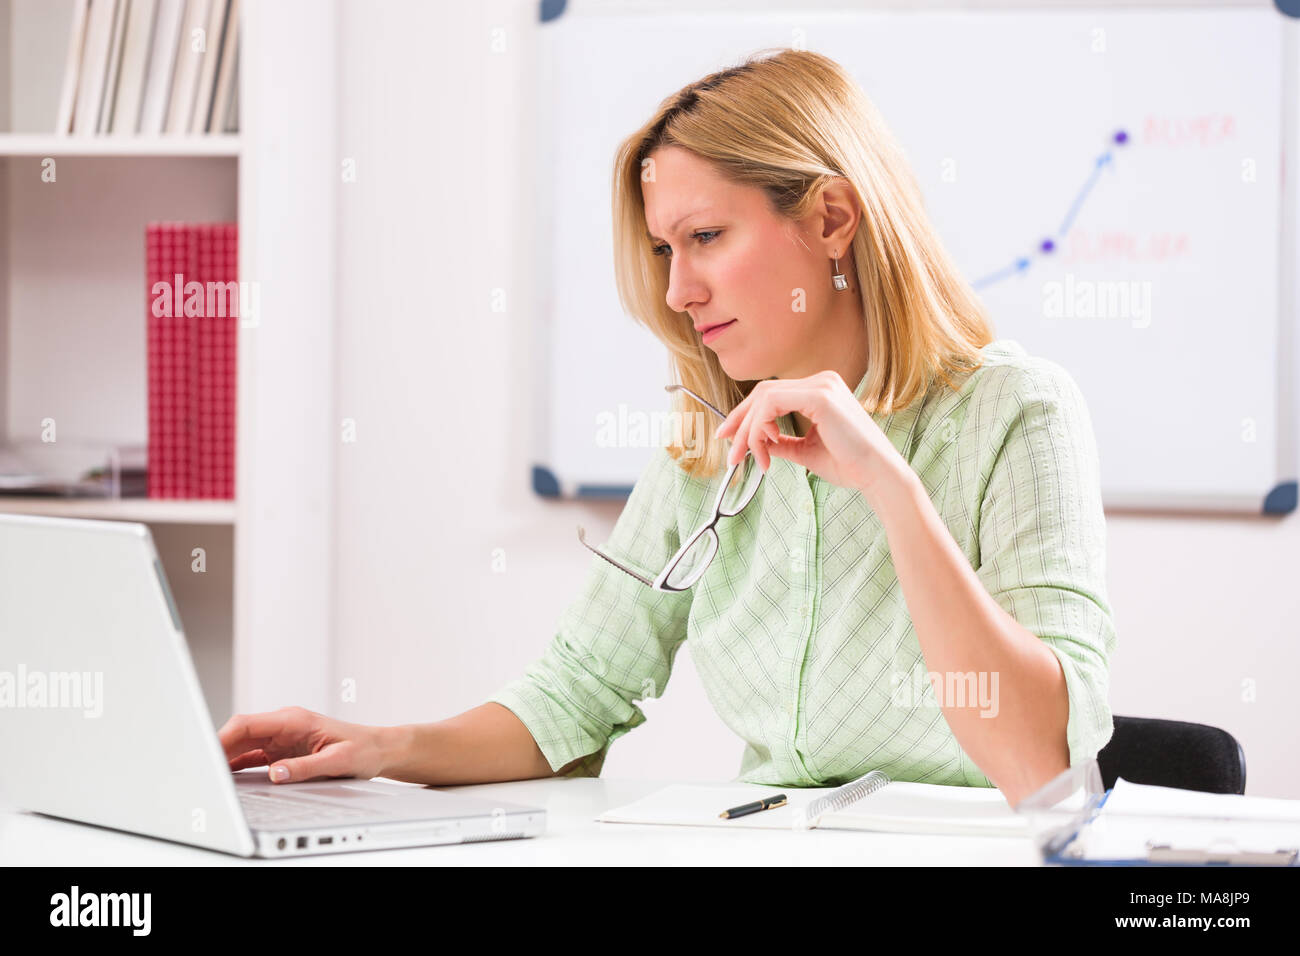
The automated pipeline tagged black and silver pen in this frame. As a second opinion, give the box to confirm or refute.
[719,794,787,819]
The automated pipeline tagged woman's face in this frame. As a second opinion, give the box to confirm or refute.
[641,146,841,382]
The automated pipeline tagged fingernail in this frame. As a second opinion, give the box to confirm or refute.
[714,424,723,438]
[270,765,288,782]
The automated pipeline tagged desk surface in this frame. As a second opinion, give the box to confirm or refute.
[0,776,1042,866]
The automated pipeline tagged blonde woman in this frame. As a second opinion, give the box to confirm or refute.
[221,49,1115,808]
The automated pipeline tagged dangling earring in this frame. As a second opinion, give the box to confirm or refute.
[831,252,848,291]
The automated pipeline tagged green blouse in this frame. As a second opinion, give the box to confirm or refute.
[489,339,1117,787]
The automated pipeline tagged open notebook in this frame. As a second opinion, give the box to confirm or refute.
[597,778,1087,837]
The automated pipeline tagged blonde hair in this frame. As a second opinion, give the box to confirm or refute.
[610,48,994,480]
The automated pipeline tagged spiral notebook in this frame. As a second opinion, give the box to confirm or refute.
[597,771,1088,837]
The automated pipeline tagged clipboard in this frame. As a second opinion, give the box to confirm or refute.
[1015,760,1300,866]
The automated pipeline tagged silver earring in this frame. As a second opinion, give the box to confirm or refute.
[832,253,848,291]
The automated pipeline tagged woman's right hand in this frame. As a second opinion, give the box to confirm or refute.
[218,706,398,784]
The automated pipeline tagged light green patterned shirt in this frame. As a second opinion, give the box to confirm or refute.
[489,339,1116,787]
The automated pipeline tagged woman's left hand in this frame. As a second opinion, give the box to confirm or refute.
[714,371,908,496]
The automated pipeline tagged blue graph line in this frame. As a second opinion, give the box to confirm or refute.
[972,129,1128,291]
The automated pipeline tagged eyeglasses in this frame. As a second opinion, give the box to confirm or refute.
[576,384,765,592]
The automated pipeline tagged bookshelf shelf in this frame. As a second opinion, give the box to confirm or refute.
[0,133,240,157]
[0,495,235,525]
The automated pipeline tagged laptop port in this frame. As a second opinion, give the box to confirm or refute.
[318,836,333,845]
[276,838,287,850]
[296,837,308,849]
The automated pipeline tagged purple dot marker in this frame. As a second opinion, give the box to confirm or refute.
[1113,130,1128,145]
[1039,238,1055,254]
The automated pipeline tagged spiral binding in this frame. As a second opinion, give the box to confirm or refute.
[805,770,892,822]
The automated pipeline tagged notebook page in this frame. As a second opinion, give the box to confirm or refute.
[597,784,837,830]
[818,781,1031,836]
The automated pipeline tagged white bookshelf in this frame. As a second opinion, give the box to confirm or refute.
[0,133,241,156]
[1,0,341,728]
[0,495,236,523]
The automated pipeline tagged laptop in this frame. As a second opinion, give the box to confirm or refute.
[0,512,546,857]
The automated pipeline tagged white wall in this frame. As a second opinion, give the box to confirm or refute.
[330,0,1300,797]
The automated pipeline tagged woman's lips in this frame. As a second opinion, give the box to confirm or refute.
[701,319,737,343]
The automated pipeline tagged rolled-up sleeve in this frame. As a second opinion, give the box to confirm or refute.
[487,445,695,777]
[973,363,1117,769]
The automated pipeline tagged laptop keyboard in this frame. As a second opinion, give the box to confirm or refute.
[238,789,377,828]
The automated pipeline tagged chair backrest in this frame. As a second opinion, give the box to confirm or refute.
[1096,715,1246,794]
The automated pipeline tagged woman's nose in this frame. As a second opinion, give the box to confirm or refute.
[665,261,705,314]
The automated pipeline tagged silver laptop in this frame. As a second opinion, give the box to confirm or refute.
[0,512,546,857]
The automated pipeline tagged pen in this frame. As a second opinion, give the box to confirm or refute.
[719,794,787,819]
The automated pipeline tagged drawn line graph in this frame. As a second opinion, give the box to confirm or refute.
[971,129,1129,290]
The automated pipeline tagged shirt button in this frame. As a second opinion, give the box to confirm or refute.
[803,501,813,515]
[799,604,808,616]
[786,701,795,716]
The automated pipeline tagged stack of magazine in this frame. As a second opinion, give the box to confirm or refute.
[0,441,146,498]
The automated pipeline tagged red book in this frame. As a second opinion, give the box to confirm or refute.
[218,223,238,498]
[146,222,190,498]
[146,224,163,497]
[194,222,238,499]
[195,223,215,498]
[181,225,199,498]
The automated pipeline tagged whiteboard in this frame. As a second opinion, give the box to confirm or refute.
[530,1,1299,513]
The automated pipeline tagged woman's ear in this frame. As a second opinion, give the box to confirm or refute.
[818,178,861,257]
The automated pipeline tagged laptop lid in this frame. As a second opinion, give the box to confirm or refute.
[0,513,256,856]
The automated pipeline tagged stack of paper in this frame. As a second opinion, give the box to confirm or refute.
[1067,777,1300,862]
[1102,778,1300,822]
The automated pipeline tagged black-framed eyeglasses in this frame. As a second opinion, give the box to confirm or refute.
[576,384,765,592]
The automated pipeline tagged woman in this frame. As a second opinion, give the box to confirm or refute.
[220,49,1116,808]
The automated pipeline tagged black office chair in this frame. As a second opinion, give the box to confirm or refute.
[1095,715,1246,795]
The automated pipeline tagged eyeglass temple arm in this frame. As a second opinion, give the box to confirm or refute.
[664,383,754,467]
[576,525,657,588]
[664,384,727,421]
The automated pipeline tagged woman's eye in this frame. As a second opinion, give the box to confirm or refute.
[651,230,720,258]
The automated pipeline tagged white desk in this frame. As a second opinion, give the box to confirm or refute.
[0,777,1042,866]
